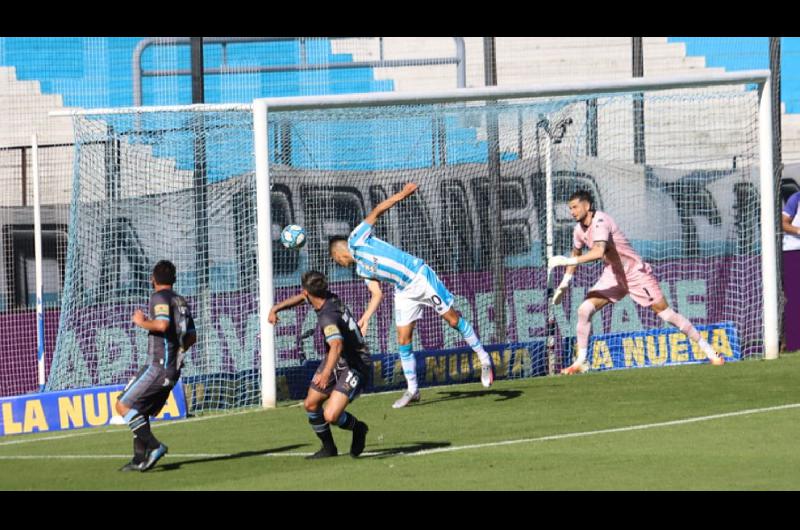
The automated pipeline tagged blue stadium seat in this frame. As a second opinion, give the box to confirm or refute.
[0,37,532,172]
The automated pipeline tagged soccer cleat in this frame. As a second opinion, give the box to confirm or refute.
[306,445,338,459]
[392,389,421,409]
[709,354,725,366]
[561,362,589,375]
[350,421,369,458]
[118,460,145,472]
[140,443,168,472]
[481,363,494,388]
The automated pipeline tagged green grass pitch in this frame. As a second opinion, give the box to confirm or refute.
[2,354,800,490]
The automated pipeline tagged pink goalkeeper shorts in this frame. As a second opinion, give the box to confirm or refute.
[587,263,663,308]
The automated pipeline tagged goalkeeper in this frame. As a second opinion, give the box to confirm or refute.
[329,183,494,410]
[549,190,725,374]
[269,271,370,459]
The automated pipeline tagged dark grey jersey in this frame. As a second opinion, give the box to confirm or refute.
[316,294,371,375]
[147,289,183,371]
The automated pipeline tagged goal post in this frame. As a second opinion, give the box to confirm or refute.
[32,134,46,391]
[253,99,277,408]
[49,69,777,413]
[758,79,779,360]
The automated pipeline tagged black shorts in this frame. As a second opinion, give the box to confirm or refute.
[119,363,179,417]
[310,362,369,402]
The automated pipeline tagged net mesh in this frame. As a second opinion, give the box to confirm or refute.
[0,143,71,397]
[47,110,260,412]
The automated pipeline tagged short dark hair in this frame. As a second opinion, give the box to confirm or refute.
[568,189,594,210]
[301,270,329,298]
[328,235,348,250]
[152,260,177,286]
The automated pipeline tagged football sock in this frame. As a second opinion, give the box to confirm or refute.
[575,347,588,366]
[125,409,160,453]
[336,411,358,431]
[657,308,719,359]
[576,300,596,362]
[398,343,418,394]
[132,437,147,463]
[307,409,336,450]
[456,317,492,366]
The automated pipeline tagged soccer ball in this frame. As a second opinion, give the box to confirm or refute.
[280,224,306,249]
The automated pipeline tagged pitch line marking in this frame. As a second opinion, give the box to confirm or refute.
[404,402,800,457]
[1,402,798,460]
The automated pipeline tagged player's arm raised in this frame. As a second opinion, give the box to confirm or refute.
[364,183,418,226]
[358,280,383,335]
[268,292,307,324]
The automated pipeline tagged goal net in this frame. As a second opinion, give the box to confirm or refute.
[46,109,261,412]
[48,75,773,411]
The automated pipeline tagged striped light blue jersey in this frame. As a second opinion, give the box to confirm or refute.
[348,221,424,290]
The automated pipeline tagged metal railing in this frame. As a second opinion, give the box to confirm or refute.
[0,143,74,207]
[133,37,467,106]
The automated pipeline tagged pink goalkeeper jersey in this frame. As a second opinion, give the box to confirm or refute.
[572,210,647,280]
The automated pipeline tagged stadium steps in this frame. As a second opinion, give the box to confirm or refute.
[334,37,796,167]
[781,108,800,164]
[0,65,192,206]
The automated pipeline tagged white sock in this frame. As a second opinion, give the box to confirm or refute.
[456,317,491,366]
[575,347,588,366]
[697,338,719,360]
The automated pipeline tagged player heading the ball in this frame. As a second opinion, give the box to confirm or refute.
[329,182,494,409]
[548,189,725,374]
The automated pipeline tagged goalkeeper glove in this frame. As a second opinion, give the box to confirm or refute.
[548,255,578,269]
[552,272,573,305]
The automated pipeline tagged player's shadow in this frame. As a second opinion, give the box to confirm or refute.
[156,443,307,471]
[361,441,451,459]
[414,389,523,407]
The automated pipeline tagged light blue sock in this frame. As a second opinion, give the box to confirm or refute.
[457,317,491,365]
[123,408,139,424]
[398,343,418,393]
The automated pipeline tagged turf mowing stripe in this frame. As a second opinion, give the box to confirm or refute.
[404,402,800,457]
[2,402,798,461]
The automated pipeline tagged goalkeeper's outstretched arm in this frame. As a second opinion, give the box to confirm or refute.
[576,241,607,264]
[364,183,418,226]
[549,241,606,269]
[552,247,582,304]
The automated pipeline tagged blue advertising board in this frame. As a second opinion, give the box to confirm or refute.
[565,322,741,371]
[0,382,187,437]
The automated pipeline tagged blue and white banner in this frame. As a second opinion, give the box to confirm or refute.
[569,321,741,372]
[0,383,187,437]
